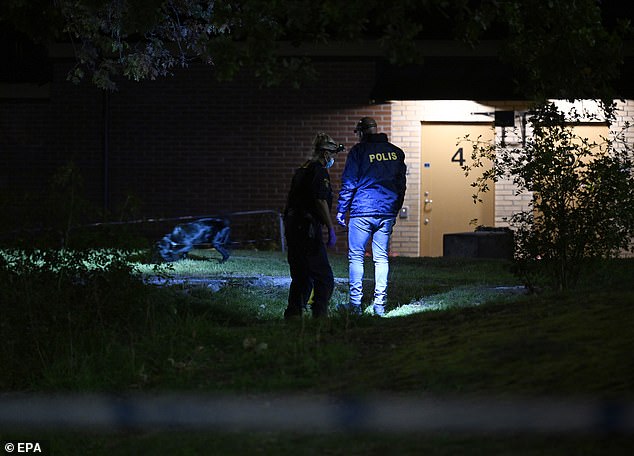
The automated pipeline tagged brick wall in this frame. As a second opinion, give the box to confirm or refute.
[390,100,423,257]
[390,99,634,256]
[389,99,530,256]
[4,63,630,256]
[1,59,391,252]
[106,61,390,219]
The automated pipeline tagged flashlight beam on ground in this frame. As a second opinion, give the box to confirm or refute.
[0,394,633,433]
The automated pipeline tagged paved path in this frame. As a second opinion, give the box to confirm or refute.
[145,275,526,296]
[145,275,349,291]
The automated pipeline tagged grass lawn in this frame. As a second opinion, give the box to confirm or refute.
[1,249,633,454]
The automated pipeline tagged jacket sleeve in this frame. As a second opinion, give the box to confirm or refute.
[336,146,360,214]
[396,154,407,211]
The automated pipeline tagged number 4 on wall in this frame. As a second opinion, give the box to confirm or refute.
[451,147,465,167]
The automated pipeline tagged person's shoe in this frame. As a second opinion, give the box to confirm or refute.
[373,304,385,317]
[284,307,302,320]
[337,303,362,315]
[312,306,329,319]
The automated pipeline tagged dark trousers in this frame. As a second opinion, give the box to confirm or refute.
[284,221,334,318]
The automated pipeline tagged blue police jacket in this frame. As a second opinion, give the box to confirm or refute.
[337,133,407,218]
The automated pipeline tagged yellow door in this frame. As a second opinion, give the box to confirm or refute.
[420,122,495,257]
[571,124,609,154]
[531,123,609,214]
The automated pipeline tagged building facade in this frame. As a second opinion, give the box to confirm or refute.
[1,56,632,256]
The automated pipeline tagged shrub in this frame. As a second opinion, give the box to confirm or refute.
[0,249,151,387]
[465,102,634,290]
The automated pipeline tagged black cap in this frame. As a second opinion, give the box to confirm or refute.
[354,117,377,133]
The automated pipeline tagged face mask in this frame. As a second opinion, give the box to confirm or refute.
[325,157,335,168]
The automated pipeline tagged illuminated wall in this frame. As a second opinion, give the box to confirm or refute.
[389,99,634,256]
[2,60,632,256]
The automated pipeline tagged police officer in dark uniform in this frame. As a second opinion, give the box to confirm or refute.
[283,133,342,319]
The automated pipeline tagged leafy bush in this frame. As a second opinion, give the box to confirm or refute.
[0,249,151,387]
[465,102,634,290]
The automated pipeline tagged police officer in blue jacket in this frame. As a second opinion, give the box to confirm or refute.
[284,133,341,319]
[336,117,406,316]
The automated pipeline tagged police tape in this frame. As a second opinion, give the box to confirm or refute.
[0,393,633,433]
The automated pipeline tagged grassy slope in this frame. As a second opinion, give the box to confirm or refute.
[3,250,633,455]
[336,292,634,397]
[34,289,634,455]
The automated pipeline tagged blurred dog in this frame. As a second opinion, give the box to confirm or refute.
[156,217,231,263]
